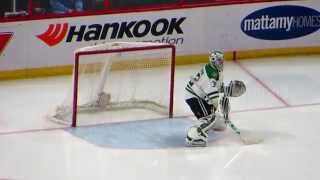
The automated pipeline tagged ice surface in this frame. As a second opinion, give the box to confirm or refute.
[1,55,320,180]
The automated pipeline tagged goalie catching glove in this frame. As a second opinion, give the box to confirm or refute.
[222,80,246,97]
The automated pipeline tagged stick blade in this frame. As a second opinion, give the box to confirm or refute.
[241,136,263,145]
[240,131,264,145]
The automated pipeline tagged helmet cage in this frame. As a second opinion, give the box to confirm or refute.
[209,51,224,72]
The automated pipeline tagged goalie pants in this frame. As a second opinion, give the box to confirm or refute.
[185,97,214,120]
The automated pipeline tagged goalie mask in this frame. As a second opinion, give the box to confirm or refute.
[227,80,246,97]
[209,50,224,72]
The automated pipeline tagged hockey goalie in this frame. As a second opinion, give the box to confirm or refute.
[184,50,246,147]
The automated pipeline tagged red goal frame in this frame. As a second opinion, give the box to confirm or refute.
[72,44,176,127]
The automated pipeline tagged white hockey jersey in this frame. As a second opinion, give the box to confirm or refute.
[185,63,223,107]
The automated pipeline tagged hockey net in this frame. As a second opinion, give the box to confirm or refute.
[48,42,175,127]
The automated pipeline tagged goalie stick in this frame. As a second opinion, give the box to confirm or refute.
[221,96,262,145]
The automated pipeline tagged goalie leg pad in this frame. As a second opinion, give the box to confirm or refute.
[186,126,208,147]
[211,113,227,131]
[186,114,216,147]
[198,114,217,132]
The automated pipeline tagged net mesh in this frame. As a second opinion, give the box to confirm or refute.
[48,42,174,126]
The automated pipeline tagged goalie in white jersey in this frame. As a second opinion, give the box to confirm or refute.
[184,50,227,146]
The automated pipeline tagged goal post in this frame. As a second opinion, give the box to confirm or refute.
[49,42,176,127]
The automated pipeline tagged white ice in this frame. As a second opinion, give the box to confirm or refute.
[0,55,320,180]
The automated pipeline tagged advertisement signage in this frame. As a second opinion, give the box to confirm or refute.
[241,5,320,40]
[0,1,319,74]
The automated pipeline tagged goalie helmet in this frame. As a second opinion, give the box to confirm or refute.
[209,50,224,72]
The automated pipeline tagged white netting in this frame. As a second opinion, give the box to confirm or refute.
[49,42,175,126]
